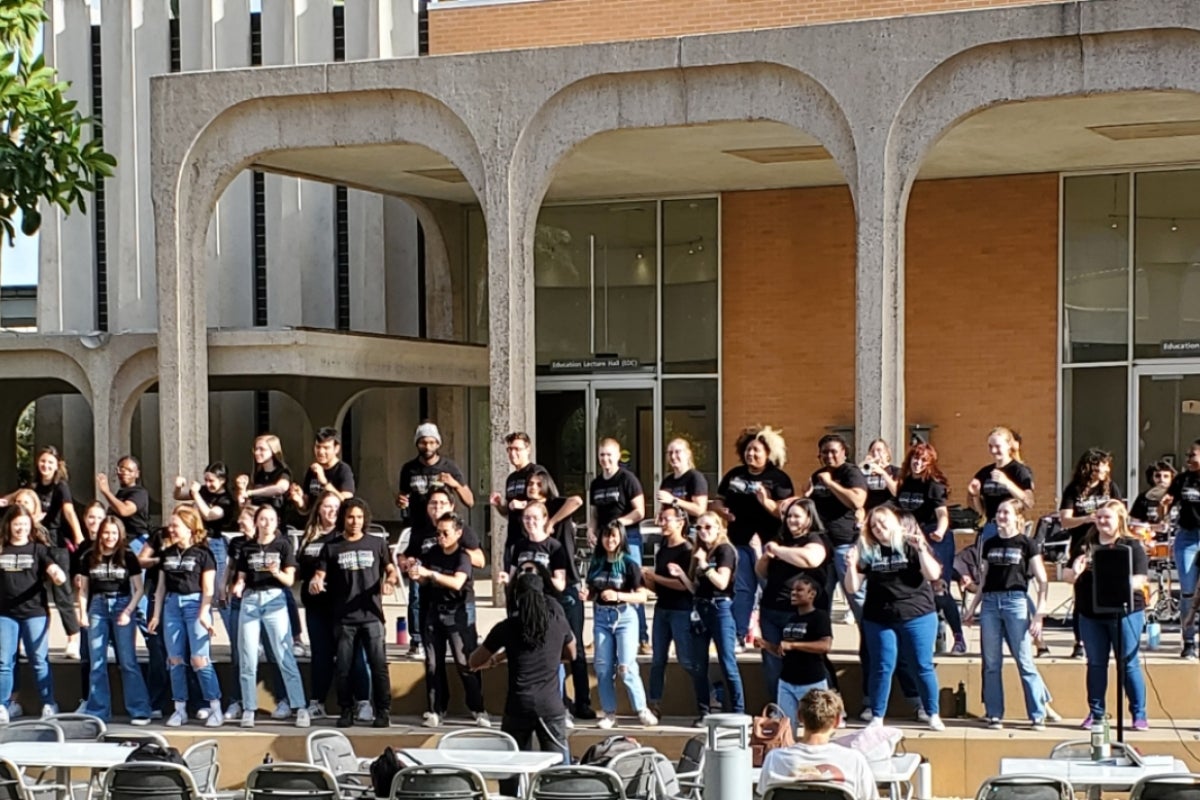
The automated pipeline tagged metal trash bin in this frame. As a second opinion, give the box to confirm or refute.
[702,713,753,800]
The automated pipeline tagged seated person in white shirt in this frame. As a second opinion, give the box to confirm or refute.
[758,689,880,800]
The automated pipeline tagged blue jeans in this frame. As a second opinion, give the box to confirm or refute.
[862,612,940,719]
[627,528,648,643]
[85,595,152,721]
[979,522,999,545]
[0,615,53,710]
[649,608,699,708]
[405,577,423,647]
[980,590,1047,721]
[1078,611,1147,721]
[692,597,745,714]
[226,597,287,706]
[759,606,795,703]
[163,593,221,702]
[1175,529,1200,646]
[777,678,828,731]
[208,536,228,595]
[833,544,868,698]
[238,588,307,711]
[593,604,647,715]
[732,544,758,641]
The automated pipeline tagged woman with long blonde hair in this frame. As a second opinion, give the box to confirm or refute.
[967,427,1034,544]
[657,438,709,523]
[237,434,292,512]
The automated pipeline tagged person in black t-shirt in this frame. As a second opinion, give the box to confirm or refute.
[845,506,943,731]
[755,498,831,703]
[1064,500,1149,729]
[967,426,1035,542]
[471,571,574,793]
[408,513,488,728]
[172,462,238,635]
[1165,441,1200,660]
[97,455,151,542]
[657,438,710,526]
[715,426,794,646]
[395,422,474,524]
[753,575,832,731]
[311,498,398,729]
[78,515,152,724]
[237,434,292,513]
[862,439,901,511]
[505,502,569,593]
[490,432,539,568]
[1130,461,1177,531]
[642,505,701,718]
[588,438,648,648]
[964,500,1050,729]
[291,427,357,516]
[230,505,310,728]
[0,505,67,723]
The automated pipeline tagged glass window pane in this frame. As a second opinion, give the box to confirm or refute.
[1137,372,1200,482]
[1061,366,1128,491]
[1135,170,1200,359]
[662,379,719,493]
[1062,174,1129,364]
[534,203,657,369]
[663,199,718,374]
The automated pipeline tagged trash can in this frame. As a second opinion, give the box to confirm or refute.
[703,713,753,800]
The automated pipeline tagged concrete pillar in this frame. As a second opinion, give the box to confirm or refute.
[100,0,170,331]
[39,0,95,333]
[344,0,418,58]
[346,388,421,521]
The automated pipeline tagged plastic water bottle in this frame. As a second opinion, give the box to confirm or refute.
[1147,616,1162,651]
[954,681,967,718]
[1091,722,1104,761]
[1102,716,1112,759]
[396,618,409,646]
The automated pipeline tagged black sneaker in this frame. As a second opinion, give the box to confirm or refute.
[1071,643,1085,659]
[336,711,354,728]
[373,713,391,729]
[1182,644,1198,661]
[573,705,597,721]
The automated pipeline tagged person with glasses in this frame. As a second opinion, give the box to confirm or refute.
[507,502,569,593]
[490,432,539,571]
[643,504,701,719]
[658,439,709,527]
[408,512,489,729]
[671,511,745,721]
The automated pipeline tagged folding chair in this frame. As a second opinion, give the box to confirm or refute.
[100,763,201,800]
[244,763,339,800]
[0,757,36,800]
[763,782,858,800]
[99,732,169,748]
[530,765,626,800]
[304,731,374,799]
[182,740,236,800]
[674,735,705,799]
[1131,774,1200,800]
[41,714,105,741]
[606,748,661,800]
[976,774,1074,800]
[0,723,65,799]
[388,765,489,800]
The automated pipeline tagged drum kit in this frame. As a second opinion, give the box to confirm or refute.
[1131,520,1179,623]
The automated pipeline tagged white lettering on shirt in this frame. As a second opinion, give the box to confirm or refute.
[337,549,376,571]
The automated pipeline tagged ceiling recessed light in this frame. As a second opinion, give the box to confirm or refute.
[722,146,832,164]
[1088,120,1200,141]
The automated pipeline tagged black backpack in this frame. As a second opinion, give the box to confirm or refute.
[369,747,404,797]
[580,735,640,767]
[124,743,188,767]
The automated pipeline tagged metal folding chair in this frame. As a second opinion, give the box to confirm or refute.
[100,763,201,800]
[530,765,626,800]
[763,782,858,800]
[244,763,339,800]
[976,774,1074,800]
[1130,774,1200,800]
[388,765,489,800]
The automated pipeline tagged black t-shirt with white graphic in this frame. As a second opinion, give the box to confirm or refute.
[973,461,1035,522]
[981,534,1037,593]
[159,543,217,597]
[502,464,537,552]
[718,465,794,547]
[779,609,833,687]
[762,532,833,612]
[199,487,238,537]
[405,521,481,560]
[236,537,297,592]
[33,480,72,544]
[586,555,643,606]
[511,536,569,580]
[858,544,936,623]
[484,602,573,719]
[250,465,291,513]
[546,496,581,584]
[297,531,336,608]
[1061,481,1123,554]
[695,542,737,600]
[809,464,869,546]
[589,468,644,530]
[83,550,141,599]
[1072,537,1148,618]
[319,534,392,624]
[0,542,54,619]
[1131,491,1178,527]
[1166,471,1200,531]
[653,540,694,612]
[896,476,948,529]
[659,470,709,523]
[863,465,900,511]
[422,546,473,608]
[398,456,466,523]
[115,485,151,539]
[301,461,356,506]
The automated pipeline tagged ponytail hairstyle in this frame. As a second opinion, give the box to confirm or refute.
[989,426,1022,463]
[513,571,550,648]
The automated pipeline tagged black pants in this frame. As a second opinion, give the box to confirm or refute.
[500,713,570,796]
[560,587,593,712]
[336,620,390,716]
[421,604,484,715]
[49,547,80,636]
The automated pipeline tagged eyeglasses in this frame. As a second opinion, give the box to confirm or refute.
[697,524,715,531]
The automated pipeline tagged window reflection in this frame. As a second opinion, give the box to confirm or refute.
[1135,171,1200,358]
[1062,174,1128,363]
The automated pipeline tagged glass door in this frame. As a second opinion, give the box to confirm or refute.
[1134,365,1200,487]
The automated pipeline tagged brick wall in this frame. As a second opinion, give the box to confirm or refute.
[905,174,1060,512]
[721,186,856,484]
[430,0,1063,55]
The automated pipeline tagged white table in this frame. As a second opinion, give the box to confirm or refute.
[397,748,562,778]
[752,753,922,799]
[0,742,134,800]
[1000,756,1189,800]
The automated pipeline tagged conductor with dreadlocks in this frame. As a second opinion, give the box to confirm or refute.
[471,571,575,793]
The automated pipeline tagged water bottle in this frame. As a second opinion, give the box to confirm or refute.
[954,681,967,718]
[396,618,409,646]
[1147,616,1162,651]
[935,622,948,654]
[262,752,274,765]
[1090,723,1104,761]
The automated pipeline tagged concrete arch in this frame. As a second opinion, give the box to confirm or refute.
[398,196,455,341]
[112,346,161,456]
[0,349,93,403]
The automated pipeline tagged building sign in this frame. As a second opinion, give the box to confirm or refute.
[548,356,641,373]
[1161,340,1200,356]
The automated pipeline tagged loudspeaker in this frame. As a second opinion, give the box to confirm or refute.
[1092,546,1134,614]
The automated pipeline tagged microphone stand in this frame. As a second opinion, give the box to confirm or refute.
[1115,602,1127,743]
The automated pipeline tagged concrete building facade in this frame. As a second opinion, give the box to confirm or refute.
[13,0,1200,572]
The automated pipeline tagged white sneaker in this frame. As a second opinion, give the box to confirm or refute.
[292,643,306,659]
[64,639,80,660]
[196,708,210,721]
[422,713,441,728]
[271,701,292,720]
[928,714,946,732]
[225,701,242,719]
[306,701,327,719]
[859,708,874,723]
[597,714,616,730]
[166,710,186,727]
[638,709,659,727]
[205,708,224,728]
[8,702,22,720]
[241,710,255,728]
[473,712,492,728]
[0,705,10,725]
[296,708,311,728]
[131,717,151,727]
[40,704,58,719]
[409,645,425,661]
[866,716,884,729]
[356,700,373,722]
[565,712,575,730]
[1045,705,1063,723]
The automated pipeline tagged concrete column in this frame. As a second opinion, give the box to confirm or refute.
[100,0,170,331]
[344,0,418,58]
[39,0,95,332]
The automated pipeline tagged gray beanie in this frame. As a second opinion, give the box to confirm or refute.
[414,423,442,445]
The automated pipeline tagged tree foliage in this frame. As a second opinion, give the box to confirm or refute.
[0,0,115,244]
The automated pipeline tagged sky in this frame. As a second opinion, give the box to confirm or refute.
[3,214,38,287]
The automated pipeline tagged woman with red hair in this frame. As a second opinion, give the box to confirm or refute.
[894,443,964,653]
